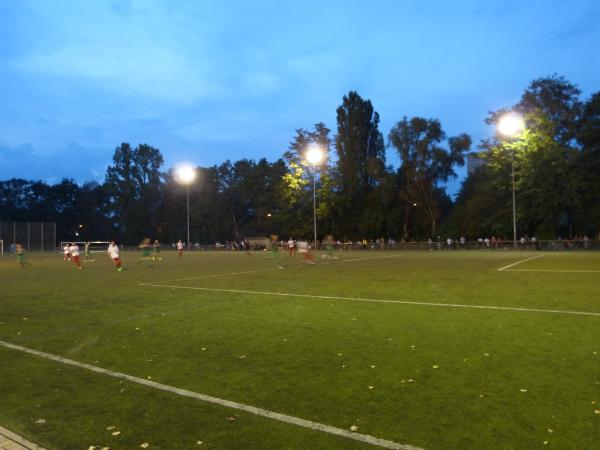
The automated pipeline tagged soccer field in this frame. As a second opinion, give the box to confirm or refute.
[1,250,599,450]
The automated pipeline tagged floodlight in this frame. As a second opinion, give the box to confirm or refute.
[176,164,196,184]
[497,113,525,137]
[306,146,324,165]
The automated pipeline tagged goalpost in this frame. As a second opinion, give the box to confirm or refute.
[59,241,110,254]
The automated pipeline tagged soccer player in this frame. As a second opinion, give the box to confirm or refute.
[322,235,338,259]
[152,240,162,261]
[63,244,71,261]
[177,240,184,257]
[138,238,153,266]
[297,240,315,264]
[270,234,283,269]
[287,237,296,257]
[15,244,31,268]
[68,243,82,270]
[84,242,95,262]
[107,240,123,271]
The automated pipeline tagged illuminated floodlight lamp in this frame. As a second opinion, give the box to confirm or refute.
[176,164,196,184]
[305,145,324,165]
[497,113,525,137]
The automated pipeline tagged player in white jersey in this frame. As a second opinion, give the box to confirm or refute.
[177,240,184,257]
[63,244,71,261]
[297,240,315,264]
[107,241,123,272]
[287,238,296,257]
[68,243,82,270]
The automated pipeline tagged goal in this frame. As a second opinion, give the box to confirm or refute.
[59,241,110,253]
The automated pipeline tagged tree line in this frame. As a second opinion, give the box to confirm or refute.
[1,75,598,244]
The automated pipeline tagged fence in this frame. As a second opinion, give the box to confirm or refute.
[0,222,56,252]
[123,239,599,252]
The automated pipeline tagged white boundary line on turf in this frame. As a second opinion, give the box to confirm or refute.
[497,255,545,271]
[0,424,47,450]
[503,268,600,273]
[138,268,275,286]
[144,284,600,317]
[0,341,421,450]
[343,254,405,262]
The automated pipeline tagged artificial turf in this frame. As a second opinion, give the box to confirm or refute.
[0,249,599,449]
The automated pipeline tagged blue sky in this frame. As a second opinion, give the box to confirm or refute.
[1,0,599,194]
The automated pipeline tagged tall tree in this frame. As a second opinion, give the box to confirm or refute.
[281,123,332,238]
[389,117,470,237]
[334,91,386,239]
[105,143,164,242]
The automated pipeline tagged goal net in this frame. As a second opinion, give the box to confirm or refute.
[59,241,110,253]
[245,236,270,250]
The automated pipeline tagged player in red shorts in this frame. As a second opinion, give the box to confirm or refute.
[108,241,123,272]
[68,243,82,270]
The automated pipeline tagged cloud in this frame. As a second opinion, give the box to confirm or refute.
[0,143,110,183]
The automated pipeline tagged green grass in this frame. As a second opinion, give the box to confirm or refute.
[1,250,599,449]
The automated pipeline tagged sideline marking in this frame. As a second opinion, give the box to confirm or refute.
[497,255,545,271]
[0,424,46,450]
[145,284,600,317]
[138,268,275,286]
[0,341,421,450]
[503,268,600,274]
[343,254,406,262]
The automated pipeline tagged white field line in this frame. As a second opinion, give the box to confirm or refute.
[343,254,406,262]
[145,284,600,317]
[497,255,545,271]
[503,269,600,273]
[0,341,421,450]
[0,424,47,450]
[138,268,275,286]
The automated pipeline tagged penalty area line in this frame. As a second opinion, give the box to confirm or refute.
[145,284,600,317]
[497,255,545,271]
[0,341,421,450]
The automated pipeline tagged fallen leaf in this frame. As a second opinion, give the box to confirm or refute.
[140,443,149,448]
[433,365,439,369]
[547,429,553,433]
[112,431,121,436]
[106,426,116,431]
[520,389,528,393]
[226,416,236,421]
[34,419,46,425]
[594,410,600,415]
[197,441,203,445]
[370,365,376,368]
[368,386,374,389]
[350,425,358,431]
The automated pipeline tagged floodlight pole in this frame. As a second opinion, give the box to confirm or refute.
[511,157,517,249]
[312,163,317,249]
[186,184,191,250]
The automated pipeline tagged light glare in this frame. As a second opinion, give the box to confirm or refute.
[306,146,324,165]
[176,164,196,184]
[497,113,525,137]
